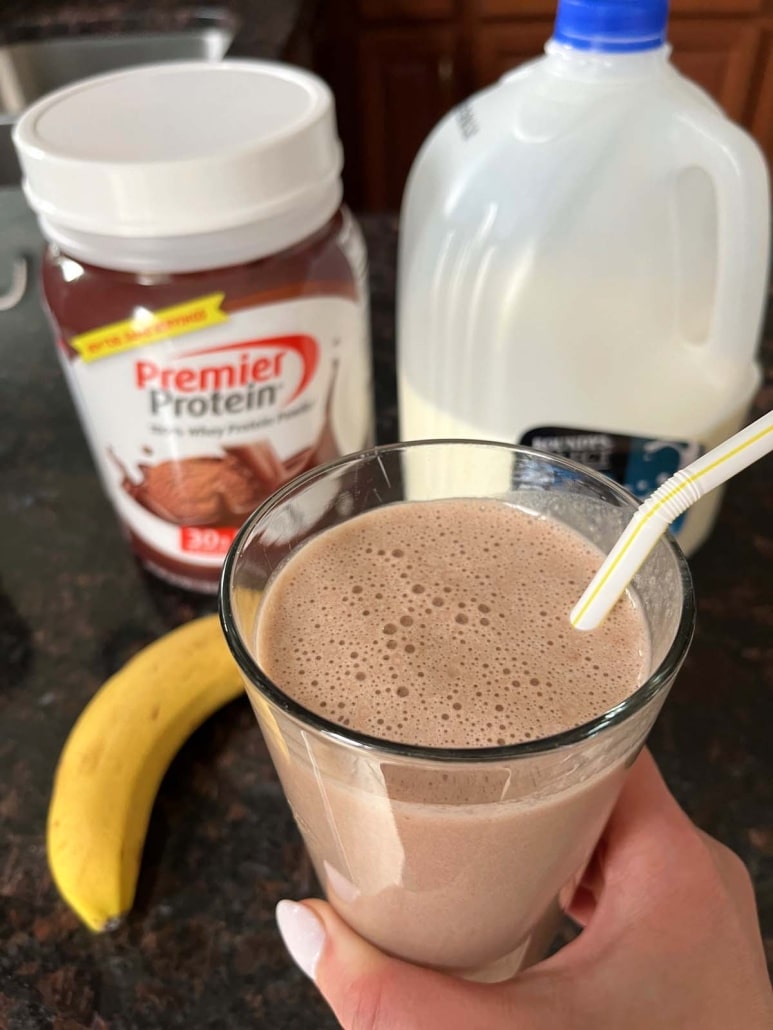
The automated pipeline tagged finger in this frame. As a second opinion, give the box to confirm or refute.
[565,885,596,927]
[697,830,764,935]
[603,748,686,849]
[565,850,604,927]
[564,750,688,932]
[565,748,752,959]
[592,748,688,881]
[276,898,552,1030]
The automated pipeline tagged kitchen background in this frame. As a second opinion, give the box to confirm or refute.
[1,0,772,207]
[0,2,771,1028]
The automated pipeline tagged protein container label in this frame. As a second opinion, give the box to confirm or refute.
[519,426,704,530]
[60,294,372,581]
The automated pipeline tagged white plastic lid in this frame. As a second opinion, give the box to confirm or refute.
[13,60,344,240]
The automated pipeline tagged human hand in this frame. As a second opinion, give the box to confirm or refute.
[275,750,773,1030]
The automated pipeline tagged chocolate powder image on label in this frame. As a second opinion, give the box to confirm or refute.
[56,289,372,594]
[111,363,342,528]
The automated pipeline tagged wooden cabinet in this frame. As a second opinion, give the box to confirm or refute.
[358,28,462,209]
[472,21,553,85]
[314,1,773,209]
[751,20,773,163]
[669,20,760,119]
[357,0,458,17]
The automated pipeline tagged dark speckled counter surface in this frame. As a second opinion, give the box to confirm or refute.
[0,189,771,1027]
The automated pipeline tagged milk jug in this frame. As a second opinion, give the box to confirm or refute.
[397,0,769,554]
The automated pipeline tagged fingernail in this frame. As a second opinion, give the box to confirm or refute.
[275,900,325,981]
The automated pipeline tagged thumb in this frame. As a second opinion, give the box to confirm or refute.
[276,898,559,1030]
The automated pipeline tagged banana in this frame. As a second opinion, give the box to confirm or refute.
[47,613,246,932]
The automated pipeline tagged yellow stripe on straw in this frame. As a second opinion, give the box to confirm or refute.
[571,413,773,629]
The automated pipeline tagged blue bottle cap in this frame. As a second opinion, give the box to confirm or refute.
[553,0,669,53]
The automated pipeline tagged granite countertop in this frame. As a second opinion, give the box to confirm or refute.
[0,190,771,1027]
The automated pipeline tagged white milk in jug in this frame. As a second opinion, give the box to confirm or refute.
[397,0,769,554]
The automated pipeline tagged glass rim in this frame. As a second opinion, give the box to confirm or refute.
[219,439,696,765]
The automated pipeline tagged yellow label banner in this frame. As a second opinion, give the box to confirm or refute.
[71,293,228,363]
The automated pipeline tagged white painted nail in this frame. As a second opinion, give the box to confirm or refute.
[275,900,325,981]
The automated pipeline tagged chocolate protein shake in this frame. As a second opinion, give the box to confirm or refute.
[253,499,650,976]
[256,499,648,745]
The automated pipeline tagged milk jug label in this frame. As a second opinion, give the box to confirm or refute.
[520,426,703,529]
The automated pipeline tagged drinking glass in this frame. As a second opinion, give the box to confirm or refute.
[220,441,695,981]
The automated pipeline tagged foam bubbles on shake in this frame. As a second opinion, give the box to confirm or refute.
[255,499,649,747]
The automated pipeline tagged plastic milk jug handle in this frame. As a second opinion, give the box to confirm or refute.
[675,108,770,369]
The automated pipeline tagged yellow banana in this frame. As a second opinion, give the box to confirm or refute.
[47,613,246,932]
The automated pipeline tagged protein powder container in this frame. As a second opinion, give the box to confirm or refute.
[14,60,373,592]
